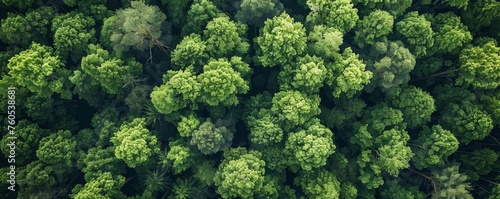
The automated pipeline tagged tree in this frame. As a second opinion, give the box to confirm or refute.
[203,16,249,58]
[279,54,327,93]
[364,41,416,94]
[214,147,266,199]
[0,6,56,46]
[387,86,435,129]
[271,91,321,131]
[36,130,76,168]
[457,41,500,89]
[440,101,493,144]
[181,0,224,36]
[167,142,196,175]
[71,171,126,199]
[0,120,48,165]
[463,0,500,32]
[170,33,208,71]
[285,119,336,171]
[430,165,474,199]
[428,12,472,55]
[294,168,341,198]
[105,1,169,54]
[247,108,283,146]
[51,12,96,62]
[379,180,425,199]
[197,59,249,106]
[395,11,434,58]
[307,25,343,59]
[256,12,307,67]
[79,146,127,181]
[111,118,160,168]
[235,0,284,27]
[306,0,359,34]
[80,44,142,95]
[7,42,72,99]
[150,69,200,115]
[459,148,499,181]
[411,125,459,169]
[325,47,372,98]
[190,118,234,155]
[354,10,394,48]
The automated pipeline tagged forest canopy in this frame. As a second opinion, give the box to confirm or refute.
[1,0,500,198]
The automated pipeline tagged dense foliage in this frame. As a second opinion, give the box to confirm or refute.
[1,0,499,198]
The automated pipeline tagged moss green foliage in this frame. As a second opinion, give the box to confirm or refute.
[3,0,500,198]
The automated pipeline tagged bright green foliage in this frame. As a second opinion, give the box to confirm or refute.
[235,0,284,26]
[354,10,394,48]
[7,43,71,98]
[285,119,335,171]
[167,144,195,174]
[388,86,435,129]
[80,44,142,95]
[214,148,266,199]
[80,146,126,181]
[457,41,500,89]
[171,33,208,71]
[306,0,359,33]
[150,69,200,114]
[255,175,281,198]
[177,113,201,137]
[412,125,459,169]
[326,48,372,98]
[340,183,358,199]
[0,120,47,165]
[197,59,249,106]
[247,108,283,146]
[203,16,249,58]
[256,12,307,67]
[190,118,234,155]
[307,25,343,59]
[111,118,160,168]
[374,128,413,176]
[51,12,96,62]
[440,101,493,144]
[459,148,499,181]
[396,12,434,57]
[36,130,76,167]
[69,66,111,108]
[181,0,224,36]
[379,180,425,199]
[294,168,341,198]
[107,1,168,52]
[271,91,321,130]
[365,41,416,94]
[71,171,126,199]
[280,54,327,93]
[429,12,472,55]
[431,165,473,199]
